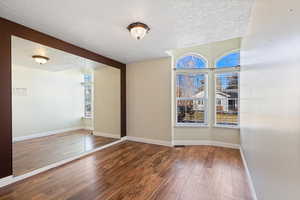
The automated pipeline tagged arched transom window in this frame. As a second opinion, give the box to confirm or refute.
[176,54,207,69]
[216,51,240,68]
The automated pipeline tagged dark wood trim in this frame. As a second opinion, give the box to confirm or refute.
[0,17,126,179]
[0,30,13,179]
[120,67,127,138]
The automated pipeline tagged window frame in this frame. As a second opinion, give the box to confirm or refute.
[173,51,240,129]
[174,53,209,127]
[213,50,240,128]
[213,69,240,128]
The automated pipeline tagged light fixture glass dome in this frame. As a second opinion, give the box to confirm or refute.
[127,22,150,40]
[32,55,49,64]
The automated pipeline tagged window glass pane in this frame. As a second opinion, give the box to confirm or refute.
[84,85,92,117]
[216,72,239,126]
[177,99,205,124]
[216,52,240,68]
[84,74,92,82]
[176,74,206,98]
[176,73,207,124]
[176,55,207,69]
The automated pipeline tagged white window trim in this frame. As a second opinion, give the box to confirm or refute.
[213,67,240,129]
[213,124,240,129]
[174,123,209,128]
[82,116,93,119]
[174,63,209,127]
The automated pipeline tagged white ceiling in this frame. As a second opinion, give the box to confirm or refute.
[0,0,254,64]
[12,36,104,72]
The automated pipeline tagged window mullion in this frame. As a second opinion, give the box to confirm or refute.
[208,70,214,127]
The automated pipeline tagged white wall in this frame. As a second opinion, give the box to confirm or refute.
[12,66,84,138]
[93,67,120,137]
[171,38,241,145]
[126,58,172,142]
[82,117,93,130]
[241,0,300,199]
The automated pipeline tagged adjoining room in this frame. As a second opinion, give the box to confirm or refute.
[11,36,121,176]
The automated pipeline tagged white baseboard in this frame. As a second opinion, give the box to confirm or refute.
[126,136,173,147]
[125,137,238,149]
[0,139,123,188]
[13,127,84,142]
[93,131,120,139]
[173,140,240,149]
[240,147,258,200]
[121,136,128,141]
[0,176,14,188]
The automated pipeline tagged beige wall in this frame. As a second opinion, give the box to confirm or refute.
[171,38,241,144]
[93,67,120,137]
[173,127,240,144]
[126,58,172,142]
[12,66,84,138]
[241,0,300,199]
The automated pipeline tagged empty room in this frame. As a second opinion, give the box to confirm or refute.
[0,0,299,200]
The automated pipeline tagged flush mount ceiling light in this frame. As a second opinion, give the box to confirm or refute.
[32,55,50,64]
[127,22,150,40]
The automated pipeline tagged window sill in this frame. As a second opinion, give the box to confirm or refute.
[82,116,93,119]
[174,124,209,128]
[213,125,240,129]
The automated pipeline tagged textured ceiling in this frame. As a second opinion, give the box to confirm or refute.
[0,0,254,63]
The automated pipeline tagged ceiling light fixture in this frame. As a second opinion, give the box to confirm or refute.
[32,55,49,64]
[127,22,150,40]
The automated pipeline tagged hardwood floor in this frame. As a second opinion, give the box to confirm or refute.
[2,141,252,200]
[13,130,118,175]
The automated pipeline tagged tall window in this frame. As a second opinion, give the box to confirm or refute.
[215,51,240,127]
[83,74,92,118]
[174,51,240,127]
[175,55,208,125]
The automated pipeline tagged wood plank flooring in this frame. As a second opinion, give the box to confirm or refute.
[13,130,118,175]
[1,141,252,200]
